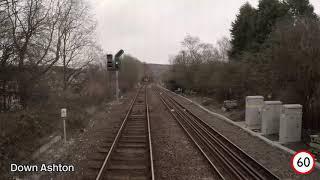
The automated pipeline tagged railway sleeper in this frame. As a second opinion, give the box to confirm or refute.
[126,123,146,127]
[111,152,148,161]
[115,147,147,154]
[105,169,149,180]
[107,162,148,171]
[117,144,147,149]
[119,138,147,143]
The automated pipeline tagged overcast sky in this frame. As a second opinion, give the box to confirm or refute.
[88,0,320,64]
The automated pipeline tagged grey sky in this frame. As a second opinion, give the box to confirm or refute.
[88,0,320,64]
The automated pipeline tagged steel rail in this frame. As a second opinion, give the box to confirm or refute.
[164,91,279,179]
[167,95,263,179]
[159,92,237,179]
[162,92,246,179]
[146,86,155,180]
[95,87,142,180]
[157,91,226,180]
[157,87,279,180]
[163,93,256,179]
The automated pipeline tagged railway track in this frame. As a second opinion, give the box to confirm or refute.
[94,86,154,180]
[156,86,279,180]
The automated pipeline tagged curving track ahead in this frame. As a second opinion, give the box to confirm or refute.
[95,86,154,180]
[156,86,279,180]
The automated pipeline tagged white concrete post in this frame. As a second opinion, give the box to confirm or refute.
[61,108,67,143]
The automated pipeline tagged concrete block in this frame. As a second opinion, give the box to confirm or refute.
[261,101,282,135]
[279,104,302,143]
[245,96,264,129]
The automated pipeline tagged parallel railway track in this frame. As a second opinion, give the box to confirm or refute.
[156,86,279,180]
[95,86,154,180]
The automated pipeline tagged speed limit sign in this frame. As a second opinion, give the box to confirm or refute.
[291,150,315,174]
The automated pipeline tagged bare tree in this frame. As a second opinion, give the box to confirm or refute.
[0,3,14,68]
[216,36,231,62]
[58,0,96,91]
[0,0,97,106]
[4,0,58,106]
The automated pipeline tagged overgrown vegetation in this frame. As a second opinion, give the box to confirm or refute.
[165,0,320,130]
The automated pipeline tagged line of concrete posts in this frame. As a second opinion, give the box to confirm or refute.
[245,96,302,144]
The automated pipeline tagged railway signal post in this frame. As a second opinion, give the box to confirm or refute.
[107,50,124,102]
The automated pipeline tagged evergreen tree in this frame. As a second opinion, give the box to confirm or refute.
[254,0,288,45]
[284,0,316,18]
[229,2,257,60]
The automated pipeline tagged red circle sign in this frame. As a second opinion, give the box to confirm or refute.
[290,150,316,174]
